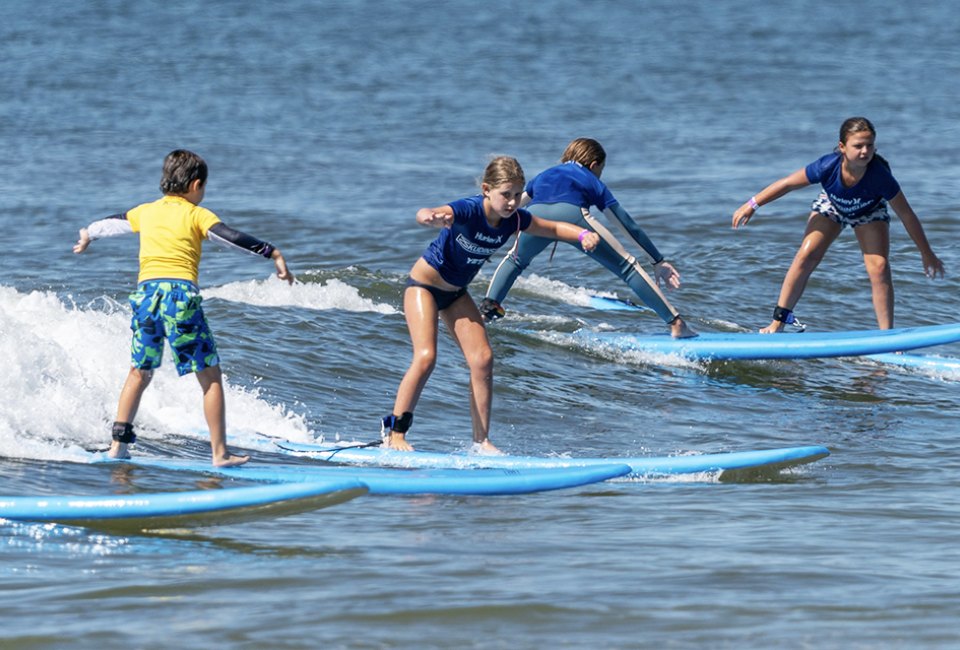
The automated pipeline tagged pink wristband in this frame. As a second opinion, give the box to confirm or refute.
[578,229,591,242]
[748,196,760,210]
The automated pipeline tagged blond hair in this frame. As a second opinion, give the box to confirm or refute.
[481,156,525,188]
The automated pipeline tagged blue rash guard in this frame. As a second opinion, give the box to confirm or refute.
[525,161,618,210]
[421,195,534,288]
[483,161,679,324]
[805,152,901,218]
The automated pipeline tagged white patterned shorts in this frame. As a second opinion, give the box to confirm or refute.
[811,192,890,229]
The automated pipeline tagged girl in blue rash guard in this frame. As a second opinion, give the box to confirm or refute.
[382,156,600,453]
[732,117,944,333]
[483,138,696,338]
[480,138,696,338]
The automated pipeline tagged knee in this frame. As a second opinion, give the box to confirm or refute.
[411,347,437,375]
[466,344,494,375]
[196,365,223,389]
[864,256,891,282]
[130,368,154,388]
[619,261,639,282]
[793,247,825,272]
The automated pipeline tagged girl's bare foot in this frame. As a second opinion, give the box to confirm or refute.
[386,433,414,451]
[107,441,131,459]
[670,317,698,339]
[759,320,785,334]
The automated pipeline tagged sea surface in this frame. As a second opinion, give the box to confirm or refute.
[2,1,959,648]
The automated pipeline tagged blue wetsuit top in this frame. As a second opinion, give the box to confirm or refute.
[525,161,618,210]
[804,152,901,218]
[421,195,533,287]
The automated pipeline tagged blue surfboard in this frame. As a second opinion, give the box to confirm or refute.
[100,457,632,495]
[0,480,367,531]
[864,352,960,373]
[564,322,960,361]
[274,441,830,477]
[588,295,649,312]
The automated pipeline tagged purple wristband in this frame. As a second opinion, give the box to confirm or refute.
[578,229,591,242]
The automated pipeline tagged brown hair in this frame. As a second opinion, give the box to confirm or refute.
[160,149,208,194]
[839,117,876,144]
[481,156,525,188]
[837,117,889,169]
[560,138,606,167]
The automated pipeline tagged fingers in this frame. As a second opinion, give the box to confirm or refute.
[732,205,756,228]
[581,232,600,251]
[278,267,295,284]
[73,229,90,253]
[274,254,295,284]
[657,265,681,290]
[925,257,945,280]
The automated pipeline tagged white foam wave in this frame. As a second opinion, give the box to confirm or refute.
[0,285,310,462]
[513,274,607,307]
[526,329,703,370]
[204,274,397,314]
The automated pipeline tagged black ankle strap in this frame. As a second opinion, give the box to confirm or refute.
[111,422,137,444]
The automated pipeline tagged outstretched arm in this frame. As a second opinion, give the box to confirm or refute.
[888,192,945,279]
[603,204,663,262]
[416,205,454,228]
[207,223,295,284]
[601,203,679,288]
[73,214,132,253]
[732,168,811,228]
[526,216,599,251]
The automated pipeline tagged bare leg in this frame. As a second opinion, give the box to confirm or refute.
[110,367,153,459]
[196,365,248,466]
[441,295,497,452]
[855,220,893,329]
[761,214,842,333]
[387,287,440,451]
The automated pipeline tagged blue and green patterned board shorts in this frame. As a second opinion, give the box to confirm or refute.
[129,280,219,376]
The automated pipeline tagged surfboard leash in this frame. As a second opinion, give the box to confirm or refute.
[272,438,383,460]
[318,439,383,459]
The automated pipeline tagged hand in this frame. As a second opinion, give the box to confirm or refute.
[732,204,755,229]
[272,249,295,284]
[579,231,600,252]
[923,252,945,279]
[654,260,681,289]
[73,228,91,254]
[418,209,453,228]
[431,212,453,227]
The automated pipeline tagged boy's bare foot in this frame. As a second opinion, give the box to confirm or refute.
[670,317,698,339]
[213,453,250,467]
[759,320,785,334]
[386,433,414,452]
[107,441,131,459]
[472,439,502,455]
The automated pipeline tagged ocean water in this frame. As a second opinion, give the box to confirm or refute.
[2,0,960,648]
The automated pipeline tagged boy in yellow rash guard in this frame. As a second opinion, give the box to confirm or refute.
[73,149,294,467]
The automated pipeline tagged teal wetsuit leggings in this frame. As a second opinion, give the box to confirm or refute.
[485,202,677,323]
